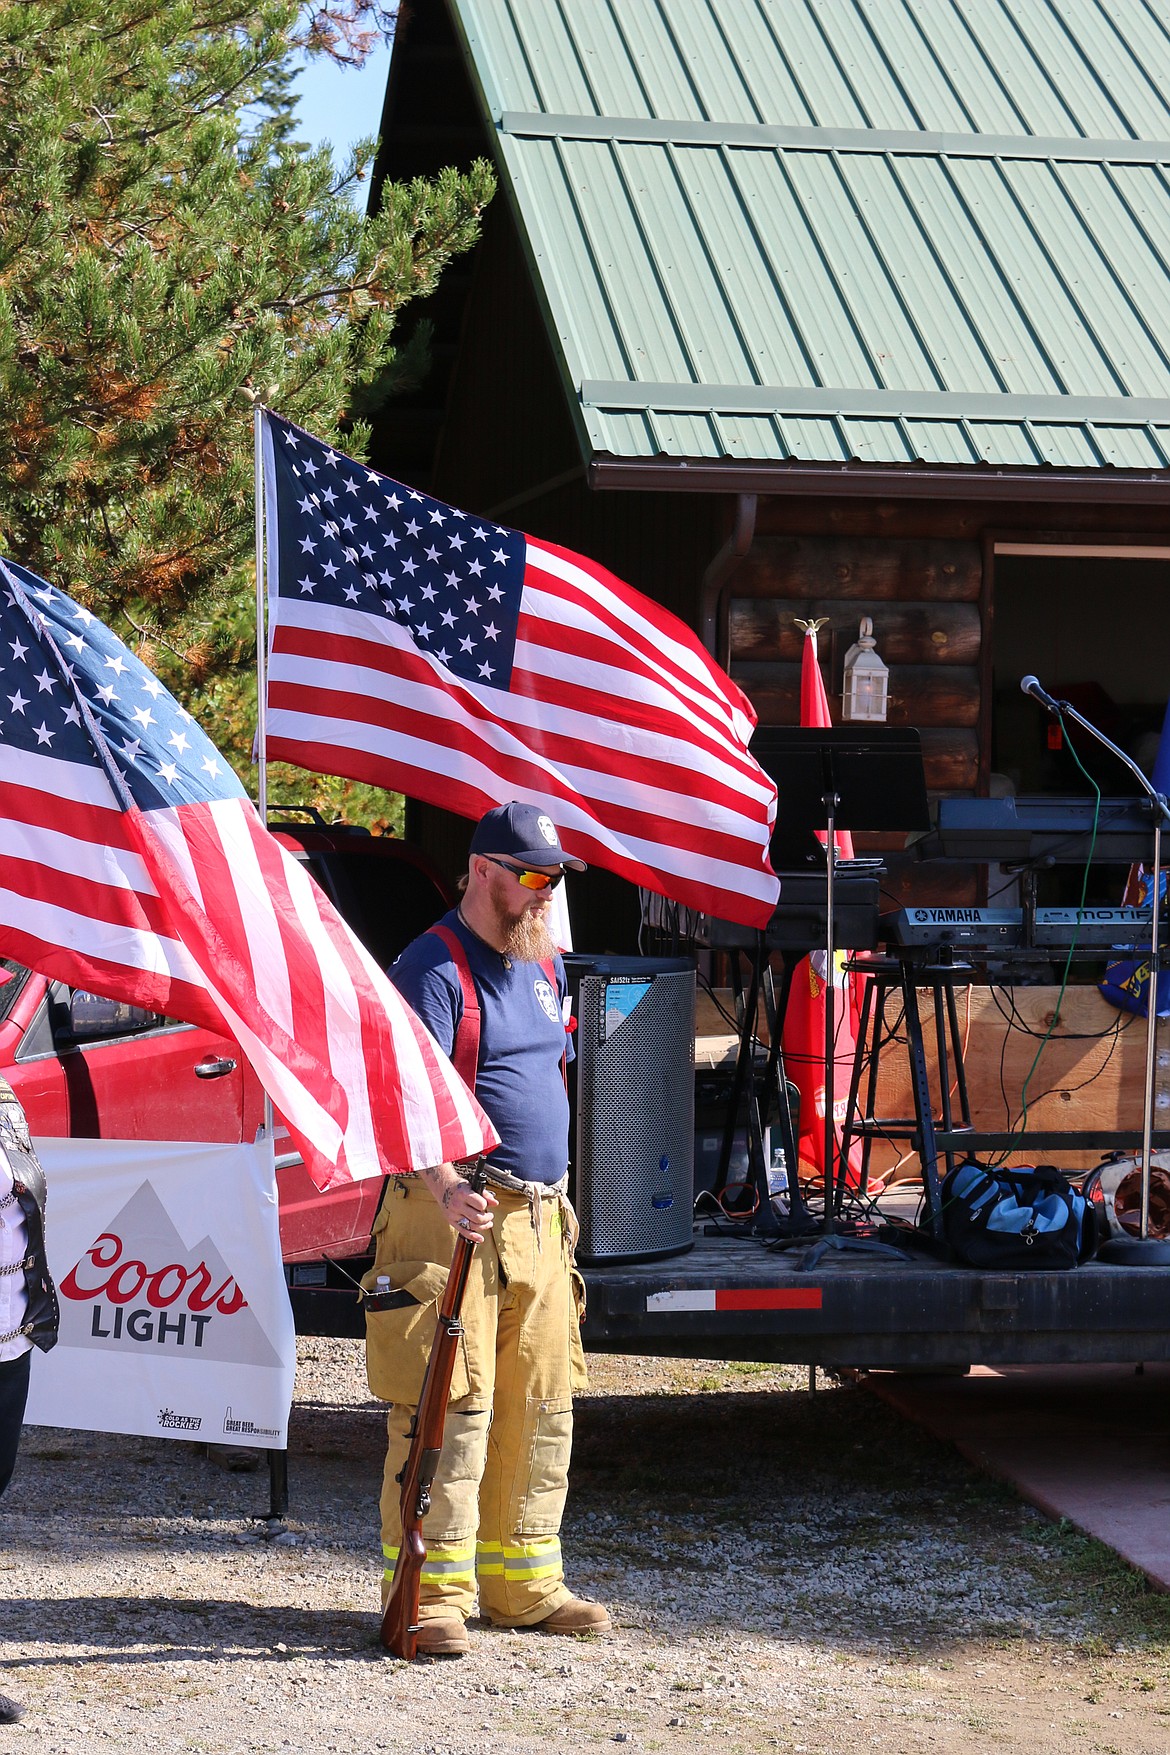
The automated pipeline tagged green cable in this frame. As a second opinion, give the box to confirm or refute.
[1000,720,1101,1161]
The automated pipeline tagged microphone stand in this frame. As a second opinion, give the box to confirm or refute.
[1030,686,1170,1264]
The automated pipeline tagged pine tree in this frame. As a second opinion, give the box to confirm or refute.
[0,2,492,820]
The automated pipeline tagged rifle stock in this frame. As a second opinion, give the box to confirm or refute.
[379,1162,488,1659]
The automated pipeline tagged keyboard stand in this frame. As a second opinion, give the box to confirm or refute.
[840,951,970,1242]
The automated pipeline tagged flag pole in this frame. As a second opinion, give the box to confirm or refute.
[254,403,269,826]
[251,408,286,1509]
[251,405,279,1183]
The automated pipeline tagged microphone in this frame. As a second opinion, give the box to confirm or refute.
[1020,674,1063,713]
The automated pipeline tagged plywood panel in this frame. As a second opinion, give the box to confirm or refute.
[864,984,1160,1181]
[695,984,1162,1186]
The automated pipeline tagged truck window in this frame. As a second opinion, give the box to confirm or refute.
[0,959,31,1024]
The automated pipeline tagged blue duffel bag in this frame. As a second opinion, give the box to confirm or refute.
[940,1160,1097,1270]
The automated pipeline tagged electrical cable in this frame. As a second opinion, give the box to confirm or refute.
[989,732,1101,1164]
[693,1182,760,1222]
[695,970,742,1034]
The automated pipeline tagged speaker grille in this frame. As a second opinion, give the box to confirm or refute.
[573,966,695,1262]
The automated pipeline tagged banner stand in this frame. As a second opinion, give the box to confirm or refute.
[254,1112,291,1536]
[262,1447,290,1529]
[27,1137,298,1517]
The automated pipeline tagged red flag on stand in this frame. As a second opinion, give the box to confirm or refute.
[780,623,868,1192]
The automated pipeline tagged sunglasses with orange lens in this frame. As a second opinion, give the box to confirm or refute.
[484,855,564,891]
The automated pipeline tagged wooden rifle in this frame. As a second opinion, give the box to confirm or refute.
[379,1157,526,1659]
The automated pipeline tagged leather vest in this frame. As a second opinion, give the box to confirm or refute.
[0,1076,59,1353]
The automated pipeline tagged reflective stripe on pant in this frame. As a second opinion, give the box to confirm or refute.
[382,1537,477,1598]
[476,1535,563,1584]
[374,1174,586,1626]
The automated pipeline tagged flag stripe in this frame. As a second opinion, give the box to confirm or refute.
[527,538,758,734]
[0,886,215,1015]
[0,737,121,810]
[266,828,376,1172]
[131,805,358,1169]
[0,557,498,1192]
[0,823,166,920]
[267,708,778,912]
[261,413,779,930]
[266,629,776,892]
[515,598,747,756]
[268,666,771,872]
[209,803,298,1040]
[271,601,770,803]
[522,554,753,749]
[265,740,778,924]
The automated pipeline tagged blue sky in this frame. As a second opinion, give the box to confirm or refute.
[290,39,394,167]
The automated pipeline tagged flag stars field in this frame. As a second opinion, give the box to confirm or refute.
[0,570,227,800]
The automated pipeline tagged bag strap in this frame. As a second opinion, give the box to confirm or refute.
[427,924,480,1092]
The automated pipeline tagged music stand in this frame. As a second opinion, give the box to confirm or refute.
[752,726,931,1265]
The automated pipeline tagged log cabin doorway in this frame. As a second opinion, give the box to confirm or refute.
[990,540,1170,905]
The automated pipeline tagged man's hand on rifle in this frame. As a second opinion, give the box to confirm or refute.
[419,1163,497,1238]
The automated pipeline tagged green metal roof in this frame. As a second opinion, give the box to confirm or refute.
[446,0,1170,477]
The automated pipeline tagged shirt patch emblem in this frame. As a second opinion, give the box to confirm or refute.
[534,979,560,1022]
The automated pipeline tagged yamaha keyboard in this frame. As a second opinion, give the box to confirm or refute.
[701,864,884,952]
[885,904,1153,950]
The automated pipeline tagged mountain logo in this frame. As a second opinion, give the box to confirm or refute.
[58,1180,283,1366]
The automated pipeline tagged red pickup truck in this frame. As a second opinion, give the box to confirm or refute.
[0,819,452,1310]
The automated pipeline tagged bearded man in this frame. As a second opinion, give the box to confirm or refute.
[370,801,609,1656]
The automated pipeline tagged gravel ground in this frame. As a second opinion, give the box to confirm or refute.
[3,1341,1170,1753]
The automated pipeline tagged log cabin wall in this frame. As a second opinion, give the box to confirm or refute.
[728,535,982,790]
[727,529,982,908]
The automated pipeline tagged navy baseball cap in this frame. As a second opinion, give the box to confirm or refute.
[469,802,587,871]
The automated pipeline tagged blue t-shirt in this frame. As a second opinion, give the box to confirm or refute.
[389,910,571,1185]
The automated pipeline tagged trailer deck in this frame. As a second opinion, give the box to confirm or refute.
[290,1219,1170,1368]
[580,1233,1170,1367]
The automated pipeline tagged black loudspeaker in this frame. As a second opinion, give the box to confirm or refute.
[564,954,695,1264]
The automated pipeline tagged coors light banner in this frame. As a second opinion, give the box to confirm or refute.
[25,1139,295,1447]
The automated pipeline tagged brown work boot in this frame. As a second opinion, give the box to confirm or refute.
[413,1617,470,1657]
[532,1596,611,1635]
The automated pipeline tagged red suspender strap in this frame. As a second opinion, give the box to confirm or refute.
[427,924,480,1092]
[424,931,565,1094]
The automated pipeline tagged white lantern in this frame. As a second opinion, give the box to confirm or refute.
[841,616,889,722]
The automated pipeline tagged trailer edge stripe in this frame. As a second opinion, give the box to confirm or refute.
[644,1288,823,1313]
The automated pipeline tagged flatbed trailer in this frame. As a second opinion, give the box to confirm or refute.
[289,1230,1170,1367]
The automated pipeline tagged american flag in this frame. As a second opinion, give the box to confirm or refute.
[0,557,498,1190]
[261,412,780,928]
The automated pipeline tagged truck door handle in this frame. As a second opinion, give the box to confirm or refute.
[194,1056,237,1079]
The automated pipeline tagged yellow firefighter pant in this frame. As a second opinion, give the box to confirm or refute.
[367,1174,588,1626]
